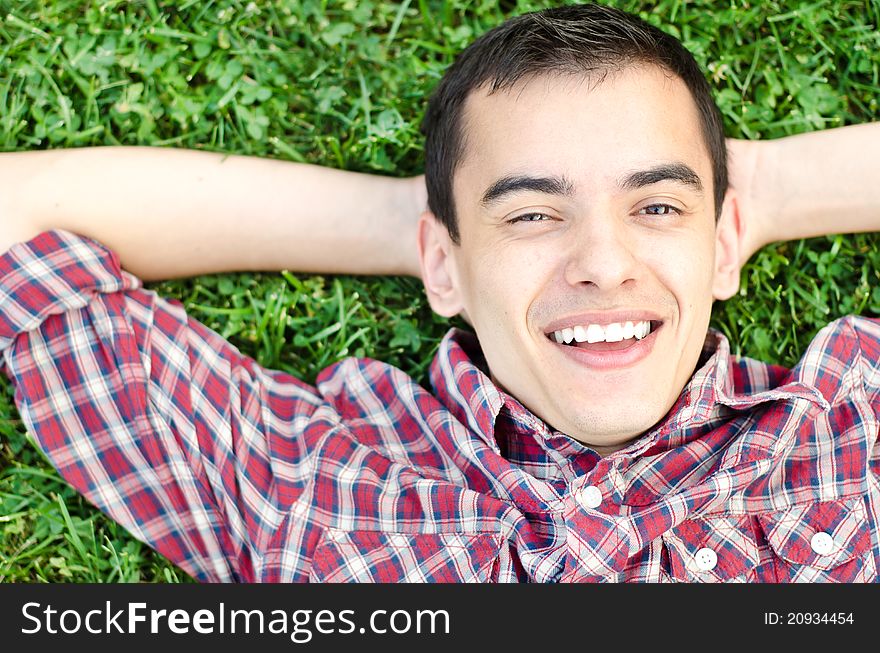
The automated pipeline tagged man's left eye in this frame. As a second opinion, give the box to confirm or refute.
[639,204,679,216]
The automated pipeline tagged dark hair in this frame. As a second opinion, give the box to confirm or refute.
[422,3,728,243]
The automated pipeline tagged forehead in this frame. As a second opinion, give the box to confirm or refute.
[454,65,710,198]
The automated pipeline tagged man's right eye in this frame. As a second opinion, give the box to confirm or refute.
[508,212,552,223]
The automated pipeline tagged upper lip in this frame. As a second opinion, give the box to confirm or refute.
[542,311,665,335]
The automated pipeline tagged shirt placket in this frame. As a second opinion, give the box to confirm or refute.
[560,461,637,582]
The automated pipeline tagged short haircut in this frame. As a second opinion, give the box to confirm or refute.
[422,3,728,243]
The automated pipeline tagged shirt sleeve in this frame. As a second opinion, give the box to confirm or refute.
[850,316,880,407]
[0,230,325,581]
[847,316,880,484]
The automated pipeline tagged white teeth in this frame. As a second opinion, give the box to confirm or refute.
[634,321,651,340]
[586,324,604,343]
[551,320,654,345]
[605,323,624,342]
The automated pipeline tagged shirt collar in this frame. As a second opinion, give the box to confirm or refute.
[429,327,830,464]
[428,328,506,453]
[429,329,597,478]
[620,328,831,458]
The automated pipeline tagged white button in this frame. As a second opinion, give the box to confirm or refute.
[577,485,602,509]
[810,532,835,555]
[694,547,718,571]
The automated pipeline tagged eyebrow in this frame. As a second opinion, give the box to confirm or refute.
[479,162,704,208]
[480,174,575,207]
[618,163,704,194]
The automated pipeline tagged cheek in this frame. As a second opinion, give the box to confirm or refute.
[463,244,554,333]
[681,260,716,321]
[644,234,716,311]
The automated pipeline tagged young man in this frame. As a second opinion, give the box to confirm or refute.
[1,4,878,582]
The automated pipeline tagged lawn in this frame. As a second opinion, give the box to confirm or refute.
[0,0,878,582]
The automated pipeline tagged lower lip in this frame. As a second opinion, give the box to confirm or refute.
[549,325,660,370]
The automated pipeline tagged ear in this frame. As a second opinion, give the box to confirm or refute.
[712,188,744,301]
[417,211,465,317]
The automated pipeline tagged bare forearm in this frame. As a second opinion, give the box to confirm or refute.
[736,122,880,252]
[1,147,424,280]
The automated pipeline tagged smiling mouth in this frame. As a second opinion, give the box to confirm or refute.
[546,320,663,351]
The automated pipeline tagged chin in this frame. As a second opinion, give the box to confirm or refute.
[557,404,666,448]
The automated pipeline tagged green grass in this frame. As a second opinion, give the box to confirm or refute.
[1,0,878,582]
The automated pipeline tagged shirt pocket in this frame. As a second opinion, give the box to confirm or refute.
[308,530,503,583]
[661,515,759,583]
[756,498,875,583]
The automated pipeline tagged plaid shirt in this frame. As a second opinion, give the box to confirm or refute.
[2,230,879,583]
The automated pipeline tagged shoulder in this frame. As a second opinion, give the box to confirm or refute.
[316,355,443,428]
[807,315,880,358]
[838,315,880,357]
[314,356,469,474]
[793,315,880,401]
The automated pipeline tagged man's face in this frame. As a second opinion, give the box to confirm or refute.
[420,65,738,454]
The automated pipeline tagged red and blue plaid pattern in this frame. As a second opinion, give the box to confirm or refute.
[1,230,878,582]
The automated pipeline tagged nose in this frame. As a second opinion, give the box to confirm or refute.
[562,211,639,291]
